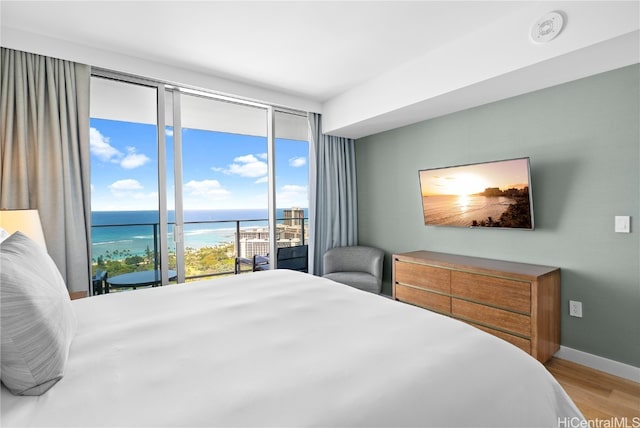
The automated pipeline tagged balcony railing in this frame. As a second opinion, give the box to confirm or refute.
[91,217,308,290]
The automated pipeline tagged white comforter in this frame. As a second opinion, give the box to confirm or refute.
[1,270,582,427]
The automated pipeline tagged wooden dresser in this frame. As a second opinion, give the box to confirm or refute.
[392,251,560,362]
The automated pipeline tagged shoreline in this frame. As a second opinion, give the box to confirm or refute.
[91,240,235,262]
[92,242,238,278]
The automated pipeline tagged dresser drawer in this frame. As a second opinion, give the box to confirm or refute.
[395,284,451,314]
[469,322,532,354]
[452,298,531,338]
[395,261,450,294]
[451,271,531,314]
[393,251,560,362]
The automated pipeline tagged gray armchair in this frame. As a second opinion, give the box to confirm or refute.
[322,246,384,294]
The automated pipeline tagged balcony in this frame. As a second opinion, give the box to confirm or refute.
[91,216,308,294]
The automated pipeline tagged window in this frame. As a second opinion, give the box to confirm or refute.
[90,77,163,289]
[89,73,309,292]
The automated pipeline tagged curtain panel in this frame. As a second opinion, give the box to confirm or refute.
[1,47,91,294]
[308,113,358,275]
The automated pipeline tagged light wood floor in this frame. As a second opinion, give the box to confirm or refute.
[545,357,640,420]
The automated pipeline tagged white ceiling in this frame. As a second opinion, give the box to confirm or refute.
[1,1,639,139]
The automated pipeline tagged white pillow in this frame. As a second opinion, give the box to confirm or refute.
[0,227,9,243]
[0,231,77,395]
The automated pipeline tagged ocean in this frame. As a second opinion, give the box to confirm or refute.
[422,195,513,227]
[91,209,308,261]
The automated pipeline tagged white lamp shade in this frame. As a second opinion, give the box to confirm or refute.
[0,209,48,251]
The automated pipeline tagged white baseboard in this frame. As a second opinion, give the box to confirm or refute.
[554,346,640,383]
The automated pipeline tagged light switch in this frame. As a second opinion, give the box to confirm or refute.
[614,216,631,233]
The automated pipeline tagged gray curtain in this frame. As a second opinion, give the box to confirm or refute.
[308,112,358,275]
[1,48,91,294]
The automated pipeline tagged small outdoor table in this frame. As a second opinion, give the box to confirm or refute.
[106,269,177,292]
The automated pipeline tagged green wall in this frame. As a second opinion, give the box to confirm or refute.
[355,65,639,367]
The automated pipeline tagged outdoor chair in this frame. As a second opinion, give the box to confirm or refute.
[254,245,308,273]
[92,270,108,295]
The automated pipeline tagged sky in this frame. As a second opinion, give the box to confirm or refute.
[90,118,309,211]
[420,158,530,196]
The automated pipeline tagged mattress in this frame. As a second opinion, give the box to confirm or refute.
[1,269,583,427]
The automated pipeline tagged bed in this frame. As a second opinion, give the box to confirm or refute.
[1,231,583,427]
[1,261,584,427]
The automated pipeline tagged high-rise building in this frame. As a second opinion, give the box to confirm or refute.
[284,207,305,226]
[238,237,301,259]
[234,209,308,258]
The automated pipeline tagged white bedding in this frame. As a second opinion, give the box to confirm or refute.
[1,270,583,427]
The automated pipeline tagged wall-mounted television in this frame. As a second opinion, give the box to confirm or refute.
[418,157,534,230]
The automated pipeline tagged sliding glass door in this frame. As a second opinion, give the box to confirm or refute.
[90,72,309,292]
[89,76,169,291]
[273,111,310,270]
[168,91,271,282]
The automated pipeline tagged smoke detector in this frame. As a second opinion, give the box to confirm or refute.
[530,11,564,43]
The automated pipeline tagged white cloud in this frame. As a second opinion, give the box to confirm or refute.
[184,179,231,199]
[90,128,151,170]
[289,157,307,168]
[234,154,258,164]
[257,153,268,160]
[227,162,267,177]
[107,179,157,202]
[277,184,308,207]
[109,179,144,191]
[120,147,151,169]
[281,184,307,193]
[90,127,121,161]
[223,154,268,178]
[254,176,268,184]
[165,128,174,137]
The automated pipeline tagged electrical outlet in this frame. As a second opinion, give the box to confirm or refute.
[569,300,583,318]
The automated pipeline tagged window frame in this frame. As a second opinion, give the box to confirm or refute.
[90,68,309,284]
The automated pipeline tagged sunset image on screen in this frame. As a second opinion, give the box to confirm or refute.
[423,173,489,196]
[419,158,533,229]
